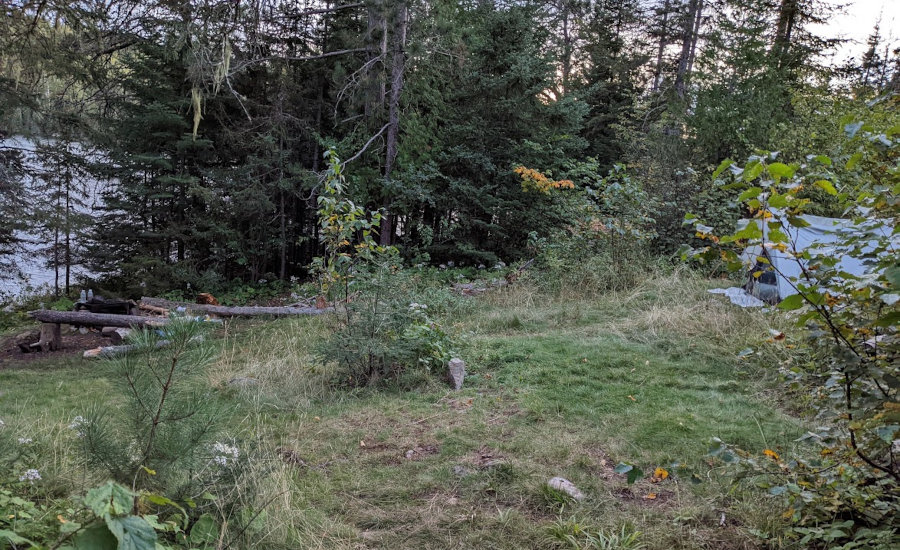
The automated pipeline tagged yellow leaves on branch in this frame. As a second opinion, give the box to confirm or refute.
[514,166,574,194]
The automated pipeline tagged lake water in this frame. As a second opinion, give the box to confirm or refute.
[0,136,106,301]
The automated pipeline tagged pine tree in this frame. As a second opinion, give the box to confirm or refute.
[0,140,26,280]
[77,317,225,496]
[31,138,92,297]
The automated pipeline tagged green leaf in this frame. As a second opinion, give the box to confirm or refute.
[613,462,646,483]
[105,516,157,550]
[742,161,764,182]
[873,311,900,327]
[813,180,837,195]
[778,294,805,311]
[768,228,788,243]
[767,162,795,181]
[812,155,832,166]
[627,467,644,484]
[189,513,219,545]
[845,152,863,170]
[732,222,762,240]
[0,529,35,546]
[767,193,789,208]
[885,265,900,287]
[738,187,763,201]
[85,482,135,517]
[143,494,187,527]
[70,524,118,549]
[60,521,82,534]
[712,159,733,180]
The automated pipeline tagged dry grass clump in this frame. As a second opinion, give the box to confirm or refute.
[608,271,772,343]
[208,317,334,408]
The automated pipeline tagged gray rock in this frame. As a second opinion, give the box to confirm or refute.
[228,377,259,389]
[547,477,584,501]
[447,358,465,390]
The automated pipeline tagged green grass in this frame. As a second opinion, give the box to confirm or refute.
[0,271,806,549]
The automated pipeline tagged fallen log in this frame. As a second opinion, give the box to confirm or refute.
[140,297,332,317]
[101,326,132,345]
[84,339,170,359]
[138,303,169,316]
[28,310,168,328]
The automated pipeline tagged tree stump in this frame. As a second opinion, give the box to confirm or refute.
[37,323,62,351]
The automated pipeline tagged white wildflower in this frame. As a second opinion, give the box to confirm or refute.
[0,419,5,428]
[18,437,33,445]
[69,416,87,438]
[211,441,240,466]
[19,469,41,483]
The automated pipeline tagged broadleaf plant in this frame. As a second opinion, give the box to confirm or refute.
[683,111,898,547]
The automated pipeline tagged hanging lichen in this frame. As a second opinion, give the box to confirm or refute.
[191,87,203,140]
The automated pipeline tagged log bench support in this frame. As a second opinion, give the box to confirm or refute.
[37,323,62,352]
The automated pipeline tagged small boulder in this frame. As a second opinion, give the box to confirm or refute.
[547,477,584,501]
[447,358,465,390]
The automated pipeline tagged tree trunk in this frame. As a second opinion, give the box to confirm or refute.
[674,0,703,98]
[652,0,672,93]
[64,166,71,295]
[379,0,408,246]
[559,1,573,97]
[772,0,799,68]
[685,0,704,80]
[365,0,388,123]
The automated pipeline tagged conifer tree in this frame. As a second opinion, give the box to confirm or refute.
[77,317,224,496]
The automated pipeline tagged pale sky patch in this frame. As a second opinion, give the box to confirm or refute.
[815,0,899,65]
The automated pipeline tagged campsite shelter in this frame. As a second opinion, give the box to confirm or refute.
[740,214,889,303]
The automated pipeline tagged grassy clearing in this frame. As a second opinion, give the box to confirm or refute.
[0,271,807,549]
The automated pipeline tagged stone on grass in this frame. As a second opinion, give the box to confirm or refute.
[547,477,584,501]
[447,358,465,390]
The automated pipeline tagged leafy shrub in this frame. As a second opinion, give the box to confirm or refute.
[527,162,661,295]
[685,109,898,548]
